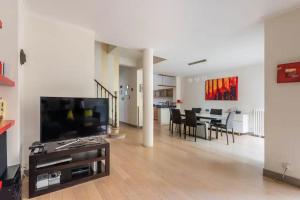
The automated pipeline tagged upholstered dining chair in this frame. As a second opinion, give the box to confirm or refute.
[209,111,235,145]
[171,109,185,137]
[192,108,201,113]
[184,110,206,142]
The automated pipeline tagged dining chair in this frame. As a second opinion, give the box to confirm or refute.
[209,108,222,126]
[192,108,202,113]
[209,111,235,145]
[169,108,174,131]
[210,109,222,115]
[192,108,207,132]
[184,110,206,142]
[171,109,185,137]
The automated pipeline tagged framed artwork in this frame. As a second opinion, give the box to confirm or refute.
[277,62,300,83]
[205,76,238,101]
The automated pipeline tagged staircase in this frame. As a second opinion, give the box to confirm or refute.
[95,79,118,128]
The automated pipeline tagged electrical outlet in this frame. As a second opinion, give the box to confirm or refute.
[282,162,291,170]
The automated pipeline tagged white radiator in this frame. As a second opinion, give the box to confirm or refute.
[253,109,264,137]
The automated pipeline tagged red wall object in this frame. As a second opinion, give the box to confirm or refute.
[0,120,15,135]
[0,75,15,87]
[0,62,2,75]
[277,62,300,83]
[0,19,2,29]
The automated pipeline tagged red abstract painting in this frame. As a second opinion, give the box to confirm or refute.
[277,62,300,83]
[205,76,238,101]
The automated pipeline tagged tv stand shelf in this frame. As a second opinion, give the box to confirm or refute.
[29,137,110,198]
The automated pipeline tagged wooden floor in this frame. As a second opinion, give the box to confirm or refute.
[23,123,300,200]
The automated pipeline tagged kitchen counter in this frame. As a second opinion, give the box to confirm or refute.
[154,107,171,125]
[153,104,176,108]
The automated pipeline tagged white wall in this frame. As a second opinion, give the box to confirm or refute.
[95,42,119,93]
[0,0,21,166]
[119,66,138,126]
[181,65,264,131]
[21,12,95,167]
[265,8,300,179]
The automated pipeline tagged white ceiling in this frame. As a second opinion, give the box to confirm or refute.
[116,47,142,62]
[26,0,300,76]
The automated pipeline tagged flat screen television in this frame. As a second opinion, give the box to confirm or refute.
[40,97,109,143]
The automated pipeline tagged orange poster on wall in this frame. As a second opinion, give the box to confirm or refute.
[205,76,238,100]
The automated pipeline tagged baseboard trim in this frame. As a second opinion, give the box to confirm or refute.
[263,168,300,188]
[120,121,143,129]
[245,132,265,138]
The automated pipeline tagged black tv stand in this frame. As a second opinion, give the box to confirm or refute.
[55,137,102,150]
[29,137,110,198]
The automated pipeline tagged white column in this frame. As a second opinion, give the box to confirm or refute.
[143,48,154,147]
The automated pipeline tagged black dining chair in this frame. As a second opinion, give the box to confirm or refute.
[209,111,235,145]
[209,108,222,127]
[192,107,206,131]
[184,110,206,142]
[210,109,222,115]
[192,108,202,113]
[171,109,185,137]
[169,108,174,131]
[209,109,223,140]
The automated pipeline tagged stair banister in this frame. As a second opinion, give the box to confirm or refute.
[94,79,118,128]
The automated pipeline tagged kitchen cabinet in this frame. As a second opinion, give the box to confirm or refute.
[166,89,173,97]
[164,76,176,86]
[154,90,160,98]
[154,107,158,120]
[158,108,170,125]
[159,90,166,97]
[154,88,174,98]
[153,74,176,90]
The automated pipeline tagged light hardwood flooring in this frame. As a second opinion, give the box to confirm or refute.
[23,123,300,200]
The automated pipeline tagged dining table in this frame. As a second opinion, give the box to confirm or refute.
[181,112,227,121]
[180,112,228,140]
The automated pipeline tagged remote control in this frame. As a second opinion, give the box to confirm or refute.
[33,148,39,154]
[38,147,44,153]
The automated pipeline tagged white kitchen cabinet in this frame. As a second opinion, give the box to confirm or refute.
[164,76,176,86]
[158,108,170,125]
[153,74,176,90]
